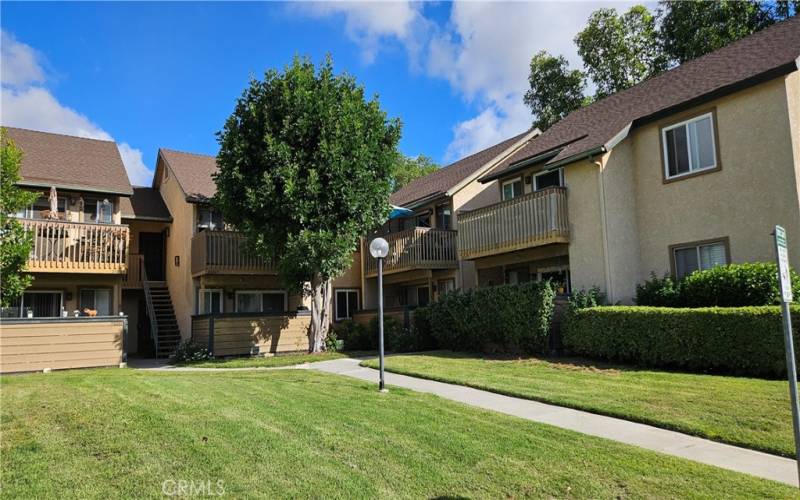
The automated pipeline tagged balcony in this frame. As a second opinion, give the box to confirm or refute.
[363,227,457,278]
[458,186,569,260]
[191,230,277,277]
[19,218,129,273]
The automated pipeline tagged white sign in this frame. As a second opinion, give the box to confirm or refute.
[776,226,793,303]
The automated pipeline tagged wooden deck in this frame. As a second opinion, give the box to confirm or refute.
[457,187,569,260]
[19,218,129,274]
[191,230,278,277]
[363,227,457,278]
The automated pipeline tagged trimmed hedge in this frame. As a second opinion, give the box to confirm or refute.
[420,281,555,354]
[562,305,800,377]
[636,263,800,307]
[332,316,429,353]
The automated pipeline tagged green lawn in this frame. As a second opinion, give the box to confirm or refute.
[177,351,347,368]
[2,369,795,498]
[361,351,797,457]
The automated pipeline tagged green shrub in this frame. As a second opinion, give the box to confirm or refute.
[324,330,339,352]
[562,305,800,377]
[173,341,213,363]
[411,306,439,351]
[333,320,373,351]
[635,273,681,307]
[680,262,800,307]
[425,281,555,354]
[568,286,605,312]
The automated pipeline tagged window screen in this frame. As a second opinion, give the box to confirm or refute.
[663,113,716,178]
[534,170,562,191]
[262,292,285,313]
[674,241,727,279]
[502,179,523,200]
[335,290,359,321]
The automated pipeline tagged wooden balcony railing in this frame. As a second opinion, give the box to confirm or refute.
[123,253,144,288]
[191,230,277,276]
[458,186,569,260]
[19,218,129,273]
[363,227,457,277]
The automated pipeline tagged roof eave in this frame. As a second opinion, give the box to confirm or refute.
[18,180,133,197]
[446,128,541,196]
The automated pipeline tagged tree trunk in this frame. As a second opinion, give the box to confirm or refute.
[309,273,332,352]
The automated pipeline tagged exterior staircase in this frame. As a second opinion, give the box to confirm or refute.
[143,280,181,358]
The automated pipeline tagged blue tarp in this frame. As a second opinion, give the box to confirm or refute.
[389,205,413,219]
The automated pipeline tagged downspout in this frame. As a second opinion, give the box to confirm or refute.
[592,153,614,303]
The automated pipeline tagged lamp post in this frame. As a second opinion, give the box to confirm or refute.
[369,236,389,392]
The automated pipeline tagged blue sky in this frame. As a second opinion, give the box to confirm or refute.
[1,1,624,185]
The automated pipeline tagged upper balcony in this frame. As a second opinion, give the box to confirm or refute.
[19,218,129,274]
[191,230,278,277]
[457,186,569,260]
[363,227,458,278]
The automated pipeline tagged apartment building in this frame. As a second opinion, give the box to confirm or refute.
[456,16,800,303]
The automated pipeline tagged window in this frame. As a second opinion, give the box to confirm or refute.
[438,279,455,296]
[505,266,531,285]
[534,169,563,191]
[96,199,113,223]
[672,239,728,279]
[335,289,359,321]
[502,178,523,200]
[197,206,224,231]
[16,194,66,219]
[416,286,430,307]
[79,289,112,315]
[199,289,223,314]
[235,290,287,313]
[662,112,717,179]
[435,204,452,230]
[9,291,63,318]
[416,211,431,228]
[537,268,571,294]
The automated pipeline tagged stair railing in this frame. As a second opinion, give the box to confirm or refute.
[141,264,160,357]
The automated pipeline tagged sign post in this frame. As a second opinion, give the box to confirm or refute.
[774,225,800,486]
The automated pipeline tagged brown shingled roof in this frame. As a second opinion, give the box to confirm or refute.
[120,186,172,221]
[482,15,800,182]
[3,127,133,195]
[390,129,534,207]
[158,148,218,202]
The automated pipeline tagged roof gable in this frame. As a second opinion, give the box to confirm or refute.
[4,127,133,196]
[483,15,800,181]
[158,148,218,203]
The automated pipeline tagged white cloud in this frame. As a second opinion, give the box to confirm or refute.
[0,31,45,87]
[0,30,153,186]
[293,1,426,64]
[297,1,630,161]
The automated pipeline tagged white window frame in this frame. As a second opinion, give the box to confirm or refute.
[78,288,113,316]
[199,288,224,315]
[662,112,717,180]
[533,168,564,191]
[334,289,360,321]
[501,177,523,201]
[19,290,64,318]
[96,199,113,224]
[672,241,728,278]
[234,290,288,313]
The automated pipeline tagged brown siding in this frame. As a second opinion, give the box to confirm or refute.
[0,319,124,373]
[192,313,311,357]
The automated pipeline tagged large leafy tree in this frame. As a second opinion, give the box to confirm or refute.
[658,0,774,63]
[524,51,587,131]
[392,154,438,192]
[1,129,37,306]
[575,6,666,98]
[214,56,401,351]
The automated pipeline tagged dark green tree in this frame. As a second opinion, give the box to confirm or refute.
[392,154,438,192]
[214,56,401,351]
[658,0,774,63]
[1,129,37,307]
[576,6,666,98]
[523,51,587,131]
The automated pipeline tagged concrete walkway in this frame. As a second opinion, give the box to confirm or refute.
[310,357,799,487]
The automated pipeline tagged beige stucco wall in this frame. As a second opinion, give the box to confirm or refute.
[157,162,196,340]
[564,159,607,295]
[632,75,800,288]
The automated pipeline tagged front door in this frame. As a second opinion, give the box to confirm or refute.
[139,232,165,281]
